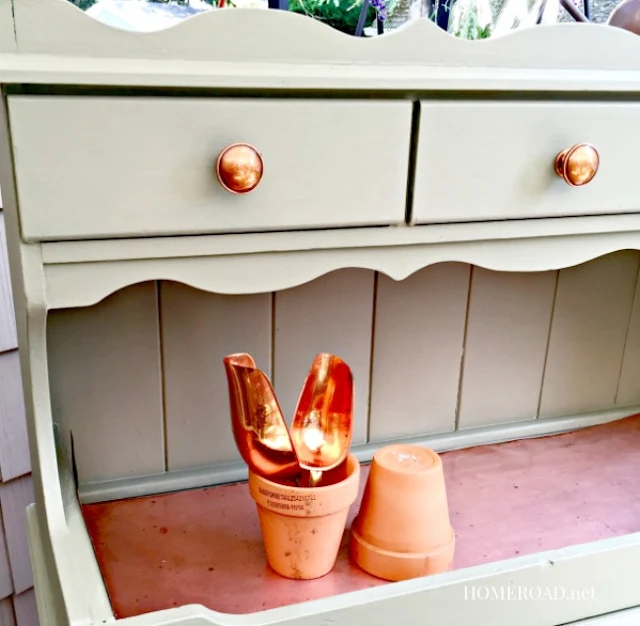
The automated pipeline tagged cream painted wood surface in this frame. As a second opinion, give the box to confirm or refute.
[413,101,640,224]
[539,251,640,418]
[0,353,30,483]
[0,215,17,354]
[274,269,374,445]
[368,264,470,441]
[8,96,412,242]
[0,477,33,595]
[0,0,16,54]
[616,267,640,407]
[457,268,557,429]
[47,283,165,483]
[161,282,271,470]
[49,255,640,485]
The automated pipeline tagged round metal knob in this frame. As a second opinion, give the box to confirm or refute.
[554,143,599,187]
[216,143,264,194]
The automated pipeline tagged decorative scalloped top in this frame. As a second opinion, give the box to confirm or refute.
[7,0,640,71]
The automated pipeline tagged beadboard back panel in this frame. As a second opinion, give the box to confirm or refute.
[46,251,640,488]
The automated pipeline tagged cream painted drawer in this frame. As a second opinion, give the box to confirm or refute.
[412,100,640,224]
[8,96,413,241]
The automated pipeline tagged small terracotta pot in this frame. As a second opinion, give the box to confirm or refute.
[349,444,455,582]
[249,454,360,580]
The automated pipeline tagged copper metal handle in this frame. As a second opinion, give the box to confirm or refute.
[215,143,264,194]
[554,143,599,187]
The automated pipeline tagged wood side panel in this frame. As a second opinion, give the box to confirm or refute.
[273,269,375,444]
[368,263,470,441]
[160,282,271,470]
[0,477,33,595]
[616,268,640,407]
[0,214,17,354]
[47,282,165,483]
[0,352,30,482]
[457,268,557,429]
[539,251,640,418]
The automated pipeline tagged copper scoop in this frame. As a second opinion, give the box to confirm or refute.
[223,352,354,487]
[223,353,300,482]
[290,353,354,487]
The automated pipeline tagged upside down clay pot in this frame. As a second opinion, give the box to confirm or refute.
[349,444,455,582]
[249,454,360,580]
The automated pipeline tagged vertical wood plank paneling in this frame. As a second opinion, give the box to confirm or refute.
[369,263,470,441]
[161,282,271,470]
[0,214,18,354]
[0,598,15,626]
[457,268,557,429]
[274,269,375,445]
[0,352,30,482]
[0,476,33,595]
[616,268,640,407]
[47,282,165,484]
[539,251,640,418]
[12,590,36,626]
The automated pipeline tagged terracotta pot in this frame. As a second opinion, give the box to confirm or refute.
[249,454,360,580]
[608,0,640,35]
[349,444,455,581]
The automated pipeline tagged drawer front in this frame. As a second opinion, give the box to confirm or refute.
[8,96,413,241]
[412,101,640,224]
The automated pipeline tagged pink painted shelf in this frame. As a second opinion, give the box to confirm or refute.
[82,415,640,619]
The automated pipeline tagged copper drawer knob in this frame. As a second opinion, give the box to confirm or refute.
[554,143,599,187]
[216,143,264,194]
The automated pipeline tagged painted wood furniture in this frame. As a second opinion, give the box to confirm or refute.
[4,0,640,624]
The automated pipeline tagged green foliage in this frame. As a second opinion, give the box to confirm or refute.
[290,0,382,34]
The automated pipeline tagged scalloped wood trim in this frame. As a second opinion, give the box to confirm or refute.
[43,230,640,310]
[10,0,640,71]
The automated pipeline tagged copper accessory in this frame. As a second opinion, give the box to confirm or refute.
[223,353,300,482]
[216,143,264,194]
[554,143,599,187]
[290,353,354,488]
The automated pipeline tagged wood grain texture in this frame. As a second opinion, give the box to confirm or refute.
[13,590,37,626]
[0,476,33,595]
[0,598,15,626]
[160,281,271,470]
[273,269,375,444]
[539,251,640,418]
[0,214,18,353]
[457,268,557,429]
[616,267,640,407]
[368,263,470,441]
[47,282,165,484]
[0,352,30,482]
[8,96,411,242]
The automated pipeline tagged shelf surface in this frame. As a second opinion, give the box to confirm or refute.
[82,414,640,618]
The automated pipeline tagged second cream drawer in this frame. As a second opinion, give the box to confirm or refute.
[412,100,640,224]
[9,96,413,241]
